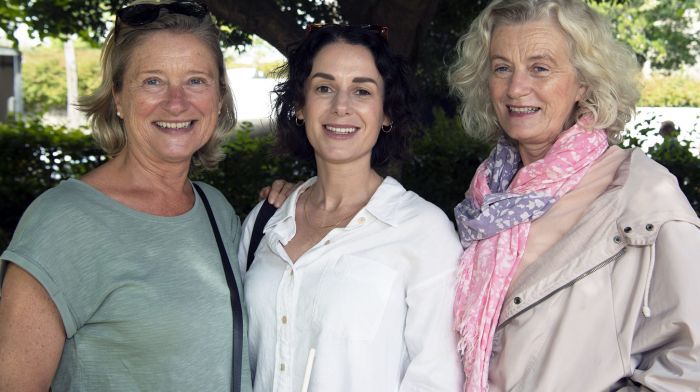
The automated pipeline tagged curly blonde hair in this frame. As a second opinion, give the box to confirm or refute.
[79,11,236,170]
[448,0,640,143]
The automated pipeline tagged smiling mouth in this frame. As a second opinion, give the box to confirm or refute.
[155,121,193,129]
[325,125,358,134]
[508,106,540,114]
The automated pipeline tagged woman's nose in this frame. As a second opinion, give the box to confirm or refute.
[163,84,188,113]
[332,91,351,115]
[507,70,531,99]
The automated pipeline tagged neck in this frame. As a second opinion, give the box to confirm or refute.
[80,149,194,216]
[110,149,192,191]
[518,142,553,166]
[311,161,382,209]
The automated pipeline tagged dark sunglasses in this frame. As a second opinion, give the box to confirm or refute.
[117,1,209,26]
[305,23,389,41]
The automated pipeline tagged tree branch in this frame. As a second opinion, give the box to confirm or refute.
[205,0,304,56]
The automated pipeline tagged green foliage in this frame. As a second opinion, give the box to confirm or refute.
[193,122,316,217]
[402,108,491,217]
[414,0,488,116]
[588,0,700,69]
[21,44,102,113]
[623,118,700,214]
[0,117,106,248]
[639,75,700,107]
[0,0,118,48]
[3,112,698,249]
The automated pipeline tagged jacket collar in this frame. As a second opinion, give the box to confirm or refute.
[498,148,700,327]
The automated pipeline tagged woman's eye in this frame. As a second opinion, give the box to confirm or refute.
[533,66,550,73]
[316,85,332,93]
[355,88,371,96]
[144,78,161,86]
[189,78,206,85]
[493,65,509,73]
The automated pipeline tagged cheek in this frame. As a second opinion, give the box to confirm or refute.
[488,79,504,108]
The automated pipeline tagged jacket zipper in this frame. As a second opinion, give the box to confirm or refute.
[496,247,627,330]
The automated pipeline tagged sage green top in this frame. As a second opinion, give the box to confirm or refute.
[1,179,252,392]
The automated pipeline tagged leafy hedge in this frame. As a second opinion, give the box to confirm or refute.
[624,118,700,213]
[0,118,106,247]
[22,45,102,113]
[639,75,700,107]
[2,114,698,250]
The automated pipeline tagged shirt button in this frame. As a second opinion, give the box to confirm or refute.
[280,363,286,371]
[324,240,331,245]
[281,315,288,324]
[358,217,366,224]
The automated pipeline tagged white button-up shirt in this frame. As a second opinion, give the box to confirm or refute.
[238,176,464,392]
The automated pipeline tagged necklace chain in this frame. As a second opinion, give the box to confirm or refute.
[302,188,363,230]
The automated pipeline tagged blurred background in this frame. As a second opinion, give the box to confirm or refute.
[1,0,699,248]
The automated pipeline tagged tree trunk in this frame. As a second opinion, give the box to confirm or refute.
[339,0,442,62]
[207,0,440,62]
[64,35,81,128]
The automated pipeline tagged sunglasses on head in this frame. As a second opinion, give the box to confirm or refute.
[117,1,208,26]
[305,23,389,41]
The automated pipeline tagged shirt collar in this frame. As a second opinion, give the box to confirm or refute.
[362,176,404,227]
[264,175,406,233]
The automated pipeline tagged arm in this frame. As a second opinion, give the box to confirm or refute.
[627,221,700,391]
[0,263,65,392]
[400,213,465,392]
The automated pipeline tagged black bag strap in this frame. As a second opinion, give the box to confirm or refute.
[246,200,278,271]
[192,183,243,392]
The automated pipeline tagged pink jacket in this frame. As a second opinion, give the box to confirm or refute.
[488,148,700,391]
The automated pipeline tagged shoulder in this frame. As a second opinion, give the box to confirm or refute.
[611,149,700,238]
[372,177,460,243]
[623,149,697,218]
[192,181,233,209]
[13,180,98,234]
[192,181,238,222]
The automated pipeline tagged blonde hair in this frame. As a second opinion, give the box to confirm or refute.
[79,11,236,170]
[448,0,640,143]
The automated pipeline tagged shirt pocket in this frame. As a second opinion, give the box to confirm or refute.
[312,255,398,341]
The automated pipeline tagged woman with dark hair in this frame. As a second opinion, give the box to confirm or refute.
[238,25,464,391]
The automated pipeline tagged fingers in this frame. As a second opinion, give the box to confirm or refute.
[265,180,297,208]
[259,186,271,200]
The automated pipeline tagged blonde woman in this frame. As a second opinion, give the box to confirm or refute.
[449,0,700,390]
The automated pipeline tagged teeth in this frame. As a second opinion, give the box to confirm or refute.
[508,106,539,113]
[156,121,192,129]
[326,126,357,134]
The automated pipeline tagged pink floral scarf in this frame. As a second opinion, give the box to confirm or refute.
[453,123,608,391]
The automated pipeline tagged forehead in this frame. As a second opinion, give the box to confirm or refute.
[126,30,218,73]
[490,18,572,59]
[310,42,381,76]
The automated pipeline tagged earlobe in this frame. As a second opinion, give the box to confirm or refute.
[113,89,123,118]
[576,83,587,102]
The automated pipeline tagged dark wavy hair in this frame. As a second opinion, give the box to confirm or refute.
[273,24,417,168]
